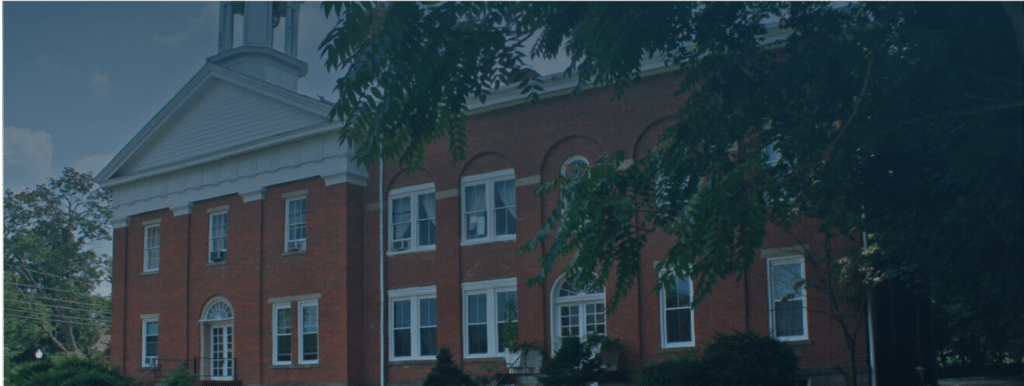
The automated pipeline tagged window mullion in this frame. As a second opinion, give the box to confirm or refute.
[411,295,420,358]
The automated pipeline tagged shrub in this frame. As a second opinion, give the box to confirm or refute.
[539,336,603,386]
[699,330,799,386]
[7,352,135,386]
[632,357,703,386]
[424,347,478,386]
[161,365,198,386]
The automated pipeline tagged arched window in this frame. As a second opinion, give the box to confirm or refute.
[551,273,605,350]
[203,301,233,321]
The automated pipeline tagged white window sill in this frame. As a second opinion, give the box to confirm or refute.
[282,249,307,257]
[141,270,159,276]
[206,260,227,267]
[460,235,516,247]
[387,246,436,257]
[661,341,696,350]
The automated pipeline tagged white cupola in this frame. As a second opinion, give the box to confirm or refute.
[207,2,308,91]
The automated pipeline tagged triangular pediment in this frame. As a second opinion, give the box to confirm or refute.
[98,63,335,183]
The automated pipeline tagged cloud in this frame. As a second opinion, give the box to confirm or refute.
[3,127,55,192]
[72,154,115,175]
[155,2,219,45]
[90,71,111,96]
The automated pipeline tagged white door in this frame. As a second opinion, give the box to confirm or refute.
[210,324,234,380]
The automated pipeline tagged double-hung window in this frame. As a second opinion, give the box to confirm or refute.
[142,316,159,367]
[209,209,228,263]
[273,303,291,365]
[768,256,808,341]
[389,286,437,360]
[389,183,436,254]
[461,169,516,244]
[298,300,318,364]
[144,224,160,272]
[462,278,517,358]
[660,275,695,347]
[285,195,307,252]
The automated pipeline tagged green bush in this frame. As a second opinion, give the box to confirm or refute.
[699,330,799,386]
[161,364,198,386]
[7,352,135,386]
[632,330,798,386]
[424,347,478,386]
[539,336,604,386]
[632,357,702,386]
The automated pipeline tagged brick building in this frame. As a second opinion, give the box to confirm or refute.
[98,3,871,385]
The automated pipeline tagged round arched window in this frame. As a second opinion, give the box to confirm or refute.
[204,301,233,321]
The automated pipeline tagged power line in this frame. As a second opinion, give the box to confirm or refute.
[7,282,103,297]
[4,313,109,327]
[16,293,110,309]
[5,298,111,315]
[4,309,110,323]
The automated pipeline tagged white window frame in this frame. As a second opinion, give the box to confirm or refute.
[298,300,318,364]
[550,273,606,353]
[461,169,517,245]
[209,210,228,263]
[144,224,160,272]
[767,256,809,341]
[285,196,307,252]
[462,278,517,358]
[141,316,159,367]
[272,303,292,365]
[388,183,437,255]
[659,274,695,348]
[388,285,438,361]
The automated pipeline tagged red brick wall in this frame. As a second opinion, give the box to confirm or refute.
[112,71,867,385]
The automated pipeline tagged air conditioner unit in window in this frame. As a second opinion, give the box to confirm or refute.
[287,240,306,252]
[392,240,410,251]
[209,251,226,262]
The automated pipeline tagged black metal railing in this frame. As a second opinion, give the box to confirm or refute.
[134,358,198,386]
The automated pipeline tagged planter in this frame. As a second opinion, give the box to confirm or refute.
[598,344,622,371]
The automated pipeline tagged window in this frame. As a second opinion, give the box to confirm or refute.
[142,318,158,367]
[389,286,437,360]
[144,225,160,272]
[551,274,605,351]
[389,183,436,253]
[298,300,318,364]
[285,197,307,252]
[273,303,291,365]
[768,256,807,341]
[560,156,589,216]
[660,275,695,347]
[462,278,517,358]
[201,299,234,380]
[209,211,227,262]
[461,169,516,244]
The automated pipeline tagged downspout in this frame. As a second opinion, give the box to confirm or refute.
[379,156,386,386]
[863,228,877,386]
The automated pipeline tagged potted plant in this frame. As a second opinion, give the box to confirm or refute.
[588,334,624,371]
[500,301,542,372]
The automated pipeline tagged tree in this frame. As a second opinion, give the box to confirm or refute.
[320,2,1024,382]
[4,168,113,363]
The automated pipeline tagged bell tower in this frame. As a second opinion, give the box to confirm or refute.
[208,2,308,91]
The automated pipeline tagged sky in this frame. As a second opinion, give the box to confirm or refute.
[2,2,345,194]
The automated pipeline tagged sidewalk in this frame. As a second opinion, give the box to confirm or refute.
[938,377,1024,386]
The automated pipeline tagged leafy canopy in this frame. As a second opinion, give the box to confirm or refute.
[4,168,113,359]
[320,2,1023,342]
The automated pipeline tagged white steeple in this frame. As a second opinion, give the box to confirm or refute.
[208,2,307,91]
